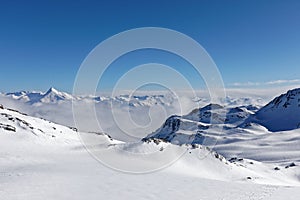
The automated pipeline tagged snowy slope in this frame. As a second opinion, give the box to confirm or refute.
[1,104,300,199]
[0,105,79,144]
[1,104,299,184]
[0,104,249,181]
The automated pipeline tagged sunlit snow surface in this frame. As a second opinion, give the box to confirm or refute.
[1,87,300,199]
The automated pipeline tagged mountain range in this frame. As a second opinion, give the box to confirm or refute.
[1,97,299,186]
[2,87,300,136]
[6,87,73,104]
[146,88,300,144]
[0,87,269,140]
[1,87,300,198]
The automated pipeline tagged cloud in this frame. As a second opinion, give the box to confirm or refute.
[266,79,300,85]
[230,82,261,87]
[230,79,300,87]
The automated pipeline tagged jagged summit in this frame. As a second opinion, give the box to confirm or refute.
[44,87,59,95]
[262,88,300,110]
[39,87,73,103]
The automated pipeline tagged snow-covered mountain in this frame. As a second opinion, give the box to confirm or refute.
[1,104,299,188]
[3,87,268,107]
[3,87,300,141]
[6,87,73,104]
[144,103,253,145]
[146,88,300,145]
[0,87,268,141]
[2,87,300,200]
[244,88,300,131]
[185,103,254,124]
[142,88,300,174]
[39,87,74,103]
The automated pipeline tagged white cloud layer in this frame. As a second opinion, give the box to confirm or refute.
[230,79,300,87]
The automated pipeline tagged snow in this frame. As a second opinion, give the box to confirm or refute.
[1,87,300,199]
[3,140,300,200]
[0,119,300,199]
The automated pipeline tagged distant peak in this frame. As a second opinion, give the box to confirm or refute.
[6,90,28,96]
[45,87,59,94]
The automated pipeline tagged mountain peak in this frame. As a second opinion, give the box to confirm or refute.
[37,87,73,103]
[45,87,59,95]
[263,87,300,110]
[248,87,300,131]
[200,103,224,112]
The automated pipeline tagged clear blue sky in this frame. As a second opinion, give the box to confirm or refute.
[1,0,300,92]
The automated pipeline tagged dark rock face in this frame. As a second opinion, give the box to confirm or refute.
[0,123,16,132]
[163,116,181,133]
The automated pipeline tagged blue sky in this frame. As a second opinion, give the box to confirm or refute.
[1,0,300,92]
